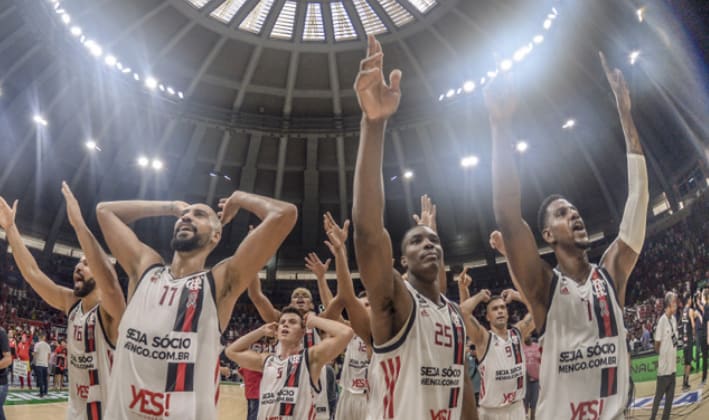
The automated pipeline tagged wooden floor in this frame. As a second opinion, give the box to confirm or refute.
[5,375,708,419]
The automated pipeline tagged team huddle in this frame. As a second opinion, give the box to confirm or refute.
[0,36,649,420]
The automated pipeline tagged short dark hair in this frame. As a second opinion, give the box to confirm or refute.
[537,194,565,234]
[485,295,505,312]
[400,225,438,255]
[280,306,305,327]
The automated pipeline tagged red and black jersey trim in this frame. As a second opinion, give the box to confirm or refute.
[509,328,525,390]
[591,269,619,339]
[95,305,116,350]
[86,401,102,420]
[84,309,97,354]
[446,301,466,409]
[279,351,306,416]
[166,362,195,392]
[600,366,618,397]
[172,274,206,333]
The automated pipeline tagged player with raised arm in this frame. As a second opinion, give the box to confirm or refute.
[225,309,353,420]
[321,212,372,420]
[352,34,477,420]
[486,52,649,419]
[96,191,296,419]
[0,182,123,420]
[460,287,534,420]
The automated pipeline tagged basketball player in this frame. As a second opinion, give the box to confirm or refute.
[460,289,534,419]
[487,52,649,419]
[0,182,123,420]
[225,308,353,420]
[352,35,477,419]
[321,212,372,420]
[680,292,695,391]
[95,190,296,419]
[247,223,344,420]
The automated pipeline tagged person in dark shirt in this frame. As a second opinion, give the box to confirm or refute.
[0,327,13,420]
[701,289,709,386]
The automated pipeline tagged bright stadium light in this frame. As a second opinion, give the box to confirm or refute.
[516,141,529,153]
[463,81,475,93]
[70,26,82,37]
[145,77,158,90]
[137,156,149,167]
[629,50,640,65]
[500,59,513,71]
[151,159,164,170]
[636,8,644,22]
[33,114,48,126]
[104,55,117,66]
[533,34,544,44]
[403,170,414,179]
[446,89,455,98]
[562,119,576,129]
[543,19,552,30]
[460,155,479,168]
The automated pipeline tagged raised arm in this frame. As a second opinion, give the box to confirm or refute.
[307,315,354,385]
[456,268,472,302]
[0,197,75,313]
[305,253,334,308]
[247,274,281,324]
[412,195,448,295]
[62,183,124,333]
[503,289,536,339]
[224,322,276,371]
[213,191,297,329]
[95,200,178,297]
[597,52,649,306]
[323,213,372,345]
[485,78,552,332]
[460,289,492,349]
[352,35,410,345]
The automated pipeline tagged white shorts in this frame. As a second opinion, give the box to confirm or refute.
[335,389,368,420]
[478,400,525,420]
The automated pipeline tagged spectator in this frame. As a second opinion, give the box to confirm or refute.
[650,292,678,420]
[523,336,541,420]
[33,333,51,397]
[0,327,12,420]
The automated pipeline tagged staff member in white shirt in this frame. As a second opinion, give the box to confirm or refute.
[32,333,52,398]
[650,292,678,420]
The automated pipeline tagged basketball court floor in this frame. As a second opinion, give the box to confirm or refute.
[5,374,707,419]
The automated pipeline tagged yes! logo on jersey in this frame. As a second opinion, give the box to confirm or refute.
[130,385,172,417]
[570,399,604,420]
[429,409,452,420]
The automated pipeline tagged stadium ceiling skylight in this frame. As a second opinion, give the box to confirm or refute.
[184,0,439,41]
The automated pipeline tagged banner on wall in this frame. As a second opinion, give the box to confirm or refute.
[631,348,692,383]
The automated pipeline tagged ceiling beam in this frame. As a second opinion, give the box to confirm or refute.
[273,135,287,199]
[230,133,262,243]
[105,1,171,49]
[335,135,348,221]
[396,39,435,99]
[201,73,356,99]
[205,131,231,205]
[302,135,319,251]
[0,75,79,191]
[2,44,41,82]
[282,51,300,117]
[391,130,415,220]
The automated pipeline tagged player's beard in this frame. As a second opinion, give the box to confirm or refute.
[74,278,96,298]
[171,231,207,252]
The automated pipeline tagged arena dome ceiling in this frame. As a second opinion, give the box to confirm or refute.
[0,0,706,276]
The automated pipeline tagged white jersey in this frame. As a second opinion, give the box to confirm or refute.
[105,266,222,420]
[341,335,370,394]
[538,265,629,420]
[478,327,526,408]
[368,282,467,420]
[66,301,114,420]
[258,350,318,420]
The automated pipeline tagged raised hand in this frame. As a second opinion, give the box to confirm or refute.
[599,51,631,112]
[0,196,18,231]
[260,322,278,338]
[323,212,350,254]
[217,195,240,225]
[354,35,402,122]
[483,72,518,122]
[61,181,86,229]
[489,230,507,257]
[305,252,331,278]
[412,194,437,232]
[501,288,520,304]
[457,270,472,289]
